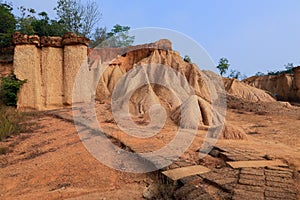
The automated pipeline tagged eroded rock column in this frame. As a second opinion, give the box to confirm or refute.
[41,36,64,109]
[62,33,89,105]
[13,33,43,110]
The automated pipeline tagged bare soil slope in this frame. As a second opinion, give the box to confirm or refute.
[0,100,299,199]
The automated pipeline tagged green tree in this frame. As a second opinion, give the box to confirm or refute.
[91,24,134,47]
[46,20,67,36]
[31,12,66,36]
[55,0,101,37]
[16,6,67,37]
[0,2,16,48]
[31,12,50,36]
[17,6,36,35]
[101,24,134,47]
[216,57,230,76]
[55,0,82,34]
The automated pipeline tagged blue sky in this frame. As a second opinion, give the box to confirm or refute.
[10,0,300,76]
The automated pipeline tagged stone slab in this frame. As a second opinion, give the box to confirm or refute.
[162,165,210,181]
[227,159,287,169]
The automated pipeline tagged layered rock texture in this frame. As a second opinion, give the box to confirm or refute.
[12,32,89,110]
[87,40,226,130]
[224,78,276,102]
[12,33,279,138]
[243,67,300,102]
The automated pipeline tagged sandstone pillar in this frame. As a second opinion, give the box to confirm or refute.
[41,36,64,109]
[62,33,89,105]
[13,33,43,110]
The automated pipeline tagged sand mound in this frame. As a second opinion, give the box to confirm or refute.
[224,78,275,102]
[220,123,247,140]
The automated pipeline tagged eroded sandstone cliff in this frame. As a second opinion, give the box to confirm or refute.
[12,32,89,110]
[224,78,276,102]
[12,33,278,137]
[87,40,226,130]
[243,67,300,102]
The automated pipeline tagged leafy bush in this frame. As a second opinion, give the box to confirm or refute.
[0,72,26,106]
[0,105,24,141]
[183,55,192,63]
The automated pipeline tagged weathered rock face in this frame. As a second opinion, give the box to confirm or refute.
[62,32,90,46]
[41,47,64,108]
[13,33,89,110]
[63,45,88,105]
[243,67,300,102]
[294,67,300,100]
[40,36,62,47]
[12,32,40,46]
[14,45,42,110]
[94,49,210,102]
[88,41,226,129]
[224,78,276,102]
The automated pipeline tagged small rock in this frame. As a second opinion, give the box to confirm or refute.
[209,149,220,157]
[143,183,159,199]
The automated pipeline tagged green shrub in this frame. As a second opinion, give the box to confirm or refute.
[0,105,24,141]
[0,72,26,106]
[183,55,192,63]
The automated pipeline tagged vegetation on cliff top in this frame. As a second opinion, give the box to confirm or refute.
[0,0,134,50]
[255,63,295,76]
[216,57,247,80]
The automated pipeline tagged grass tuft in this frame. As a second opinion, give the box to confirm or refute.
[0,105,24,141]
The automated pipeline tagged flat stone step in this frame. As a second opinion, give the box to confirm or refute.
[162,165,210,181]
[227,159,288,169]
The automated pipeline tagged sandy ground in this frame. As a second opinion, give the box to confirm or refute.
[0,115,151,200]
[0,101,299,199]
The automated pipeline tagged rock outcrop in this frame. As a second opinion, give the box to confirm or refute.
[13,32,89,110]
[243,67,300,102]
[12,32,40,46]
[224,78,276,102]
[87,41,226,130]
[294,67,300,100]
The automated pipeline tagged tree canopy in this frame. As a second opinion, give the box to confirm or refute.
[54,0,101,38]
[216,57,230,76]
[90,24,134,48]
[0,0,134,49]
[0,3,16,48]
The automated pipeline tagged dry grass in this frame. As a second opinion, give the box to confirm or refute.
[0,146,9,155]
[0,105,24,141]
